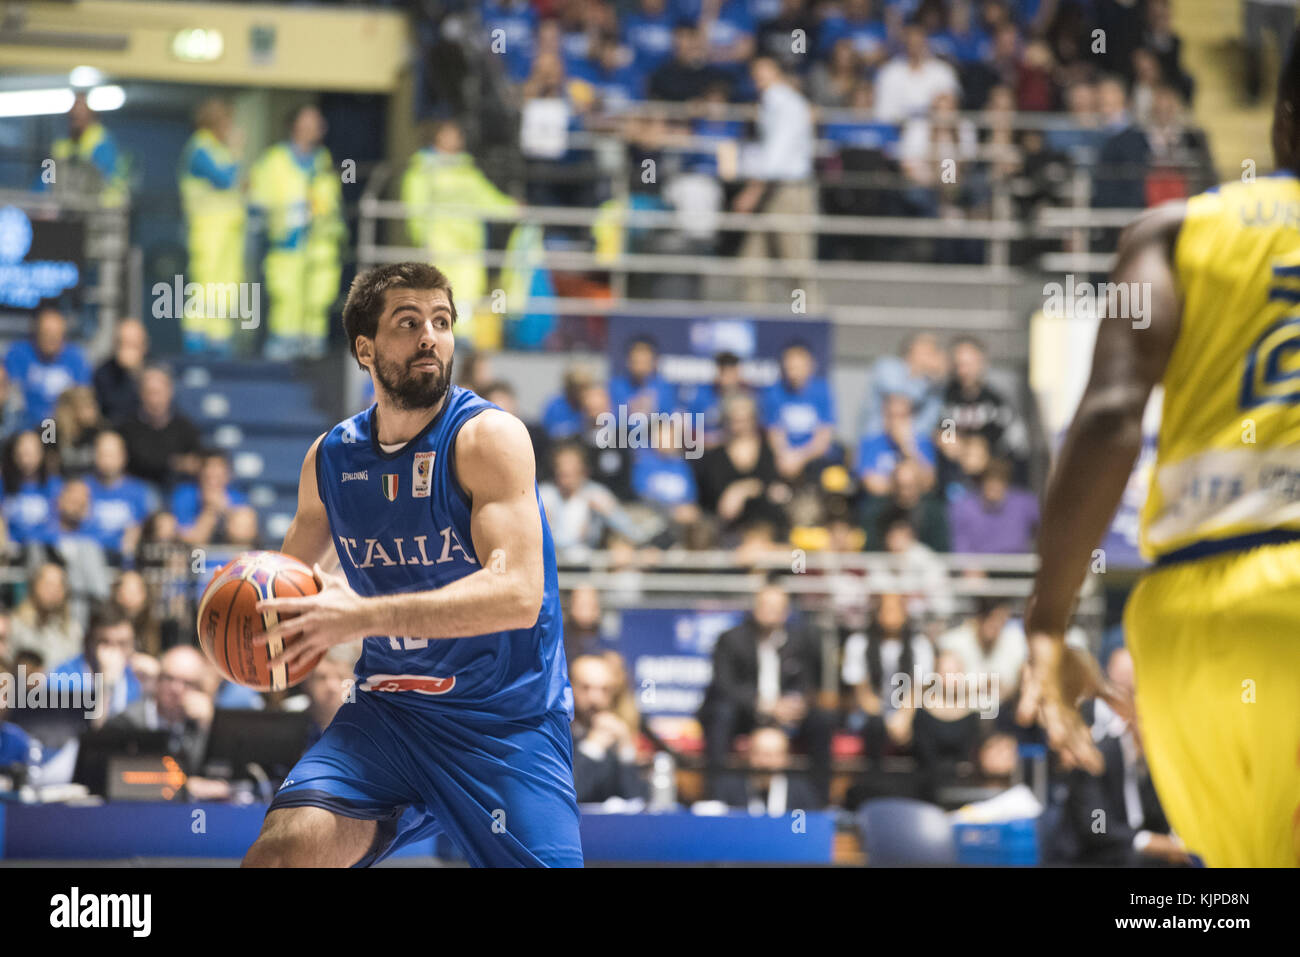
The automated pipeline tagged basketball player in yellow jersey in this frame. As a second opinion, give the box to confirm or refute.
[1025,42,1300,868]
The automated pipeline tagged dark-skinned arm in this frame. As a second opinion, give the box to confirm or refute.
[1024,200,1185,772]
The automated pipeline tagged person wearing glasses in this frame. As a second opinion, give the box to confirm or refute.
[104,644,230,799]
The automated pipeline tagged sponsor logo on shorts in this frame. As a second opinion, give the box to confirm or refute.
[360,674,456,695]
[413,451,434,498]
[342,470,368,483]
[381,474,398,501]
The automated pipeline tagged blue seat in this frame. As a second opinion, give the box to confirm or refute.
[856,798,956,866]
[175,383,326,430]
[174,359,334,543]
[226,435,316,487]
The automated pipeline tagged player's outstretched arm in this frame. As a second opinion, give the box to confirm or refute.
[1024,200,1185,773]
[257,410,546,663]
[279,434,336,569]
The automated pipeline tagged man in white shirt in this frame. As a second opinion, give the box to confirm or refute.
[715,725,822,813]
[936,596,1026,704]
[538,442,641,558]
[733,56,817,304]
[874,21,961,124]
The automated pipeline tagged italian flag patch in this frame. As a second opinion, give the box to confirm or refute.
[381,474,399,501]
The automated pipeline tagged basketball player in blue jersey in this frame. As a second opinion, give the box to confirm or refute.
[241,263,583,867]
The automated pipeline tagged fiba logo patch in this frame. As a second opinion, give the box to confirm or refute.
[381,474,399,501]
[413,451,434,498]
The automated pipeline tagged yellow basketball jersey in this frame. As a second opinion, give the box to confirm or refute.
[1140,173,1300,563]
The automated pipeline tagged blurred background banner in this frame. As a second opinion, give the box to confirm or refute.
[0,205,83,311]
[616,607,743,736]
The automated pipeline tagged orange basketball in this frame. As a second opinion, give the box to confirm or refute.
[196,550,323,692]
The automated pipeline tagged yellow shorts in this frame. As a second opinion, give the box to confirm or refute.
[1125,540,1300,867]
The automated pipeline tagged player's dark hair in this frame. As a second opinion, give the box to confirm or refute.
[341,262,457,371]
[714,351,740,368]
[950,334,986,353]
[1275,27,1300,172]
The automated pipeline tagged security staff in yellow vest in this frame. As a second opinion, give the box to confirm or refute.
[178,98,246,356]
[400,120,518,348]
[48,93,127,208]
[248,105,345,361]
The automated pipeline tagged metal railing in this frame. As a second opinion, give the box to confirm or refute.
[358,121,1193,335]
[0,545,1107,640]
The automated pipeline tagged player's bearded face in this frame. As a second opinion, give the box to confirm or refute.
[373,344,454,410]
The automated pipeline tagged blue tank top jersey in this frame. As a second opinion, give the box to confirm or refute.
[314,386,572,722]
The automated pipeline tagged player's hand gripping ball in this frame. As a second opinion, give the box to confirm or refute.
[196,551,324,691]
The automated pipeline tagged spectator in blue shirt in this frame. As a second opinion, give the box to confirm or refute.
[171,450,247,544]
[37,479,114,628]
[700,0,759,91]
[543,365,599,439]
[818,0,889,69]
[930,0,994,65]
[571,33,646,114]
[622,0,678,75]
[1,430,61,546]
[84,430,156,559]
[761,341,838,482]
[4,303,91,432]
[860,331,948,438]
[47,601,142,728]
[483,0,539,83]
[610,337,679,418]
[633,443,699,508]
[857,392,938,497]
[631,428,701,526]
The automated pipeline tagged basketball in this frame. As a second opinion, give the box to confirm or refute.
[196,550,323,692]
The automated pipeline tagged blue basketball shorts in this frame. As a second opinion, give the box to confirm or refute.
[266,690,584,867]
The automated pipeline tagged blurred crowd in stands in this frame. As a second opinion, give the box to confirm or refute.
[34,0,1219,363]
[0,294,1175,867]
[485,0,1214,279]
[514,330,1036,566]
